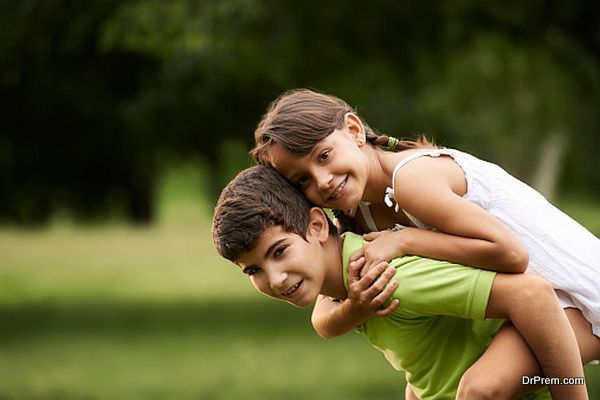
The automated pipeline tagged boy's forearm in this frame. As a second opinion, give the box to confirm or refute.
[312,296,367,339]
[486,274,587,400]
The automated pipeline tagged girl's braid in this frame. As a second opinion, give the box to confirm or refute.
[365,132,435,152]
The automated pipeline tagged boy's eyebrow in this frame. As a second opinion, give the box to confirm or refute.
[240,238,287,274]
[264,238,286,258]
[241,265,255,275]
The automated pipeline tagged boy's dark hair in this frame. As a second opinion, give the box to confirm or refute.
[212,165,338,262]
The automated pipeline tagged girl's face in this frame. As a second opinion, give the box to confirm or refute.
[268,115,370,211]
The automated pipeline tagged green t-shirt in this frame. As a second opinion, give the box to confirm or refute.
[342,232,550,400]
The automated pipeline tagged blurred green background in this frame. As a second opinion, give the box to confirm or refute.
[1,0,599,398]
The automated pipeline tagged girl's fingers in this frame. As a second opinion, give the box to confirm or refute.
[363,231,383,241]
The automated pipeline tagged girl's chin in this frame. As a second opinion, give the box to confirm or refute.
[330,197,360,212]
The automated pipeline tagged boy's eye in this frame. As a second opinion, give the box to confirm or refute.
[244,266,261,276]
[273,246,286,258]
[318,149,331,162]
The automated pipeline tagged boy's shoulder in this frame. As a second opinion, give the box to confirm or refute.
[342,231,496,321]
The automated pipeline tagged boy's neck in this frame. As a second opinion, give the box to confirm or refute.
[319,234,348,300]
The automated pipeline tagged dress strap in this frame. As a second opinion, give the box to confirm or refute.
[358,201,378,232]
[384,148,450,211]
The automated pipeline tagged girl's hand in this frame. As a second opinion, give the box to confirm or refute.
[351,229,409,278]
[346,256,400,319]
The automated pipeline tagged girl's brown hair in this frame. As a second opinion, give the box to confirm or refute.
[251,88,434,164]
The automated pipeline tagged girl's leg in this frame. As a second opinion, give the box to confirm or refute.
[564,308,600,364]
[457,308,600,400]
[404,383,419,400]
[456,323,542,400]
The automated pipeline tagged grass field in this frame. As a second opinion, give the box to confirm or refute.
[1,165,599,399]
[0,222,403,400]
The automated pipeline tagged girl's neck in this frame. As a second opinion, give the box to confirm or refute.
[361,146,406,204]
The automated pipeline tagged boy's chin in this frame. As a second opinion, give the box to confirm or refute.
[290,302,311,309]
[282,298,315,309]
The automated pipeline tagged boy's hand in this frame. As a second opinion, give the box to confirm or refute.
[346,256,399,319]
[351,229,408,278]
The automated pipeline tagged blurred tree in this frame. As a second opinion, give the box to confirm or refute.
[0,0,159,223]
[0,0,598,224]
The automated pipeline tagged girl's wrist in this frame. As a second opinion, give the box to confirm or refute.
[394,228,412,256]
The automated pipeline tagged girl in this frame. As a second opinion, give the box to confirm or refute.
[251,88,600,399]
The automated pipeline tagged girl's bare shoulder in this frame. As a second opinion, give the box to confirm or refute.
[393,153,467,197]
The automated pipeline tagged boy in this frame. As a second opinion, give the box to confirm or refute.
[212,165,587,399]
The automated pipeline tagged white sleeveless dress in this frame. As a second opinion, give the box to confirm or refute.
[364,148,600,337]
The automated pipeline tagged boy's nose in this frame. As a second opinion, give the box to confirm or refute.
[268,269,289,293]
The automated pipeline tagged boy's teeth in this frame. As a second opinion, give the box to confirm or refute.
[283,282,301,296]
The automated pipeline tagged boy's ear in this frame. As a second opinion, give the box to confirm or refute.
[343,112,366,146]
[307,207,330,243]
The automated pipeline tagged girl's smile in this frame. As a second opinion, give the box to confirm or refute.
[327,175,348,201]
[269,129,370,211]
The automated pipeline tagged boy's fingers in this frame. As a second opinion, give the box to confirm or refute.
[366,267,397,295]
[360,258,384,278]
[348,257,365,283]
[359,262,389,287]
[375,278,398,300]
[349,248,365,263]
[375,299,400,317]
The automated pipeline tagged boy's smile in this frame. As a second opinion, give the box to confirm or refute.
[235,210,346,307]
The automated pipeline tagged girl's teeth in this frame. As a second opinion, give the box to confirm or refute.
[331,178,346,199]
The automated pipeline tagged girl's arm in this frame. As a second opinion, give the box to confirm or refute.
[311,259,399,339]
[315,156,529,338]
[359,156,529,273]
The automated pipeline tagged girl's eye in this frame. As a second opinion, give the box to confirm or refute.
[297,176,308,187]
[318,149,331,162]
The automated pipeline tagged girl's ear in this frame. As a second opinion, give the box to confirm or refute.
[307,207,330,243]
[343,113,366,146]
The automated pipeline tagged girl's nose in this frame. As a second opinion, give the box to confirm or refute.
[316,171,333,191]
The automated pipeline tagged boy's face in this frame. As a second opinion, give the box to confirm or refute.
[235,210,342,308]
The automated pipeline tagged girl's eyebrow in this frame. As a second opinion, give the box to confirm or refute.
[308,141,325,158]
[287,145,324,182]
